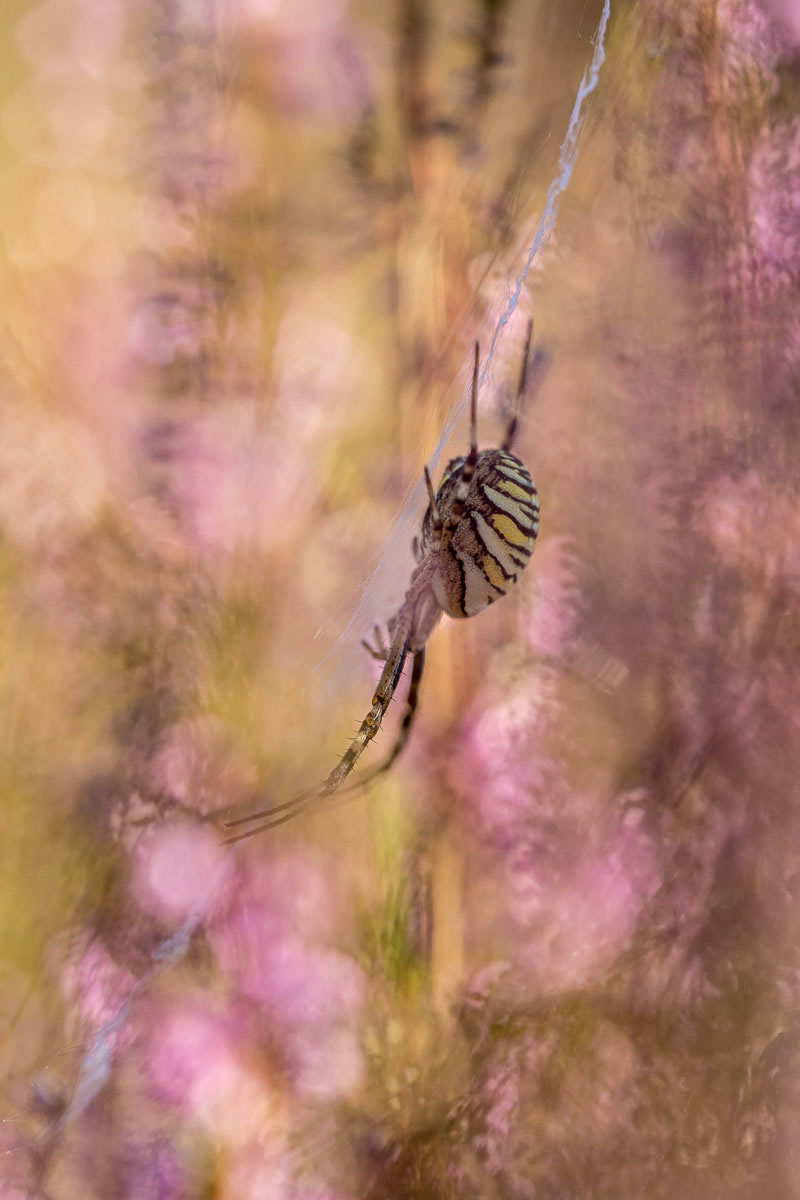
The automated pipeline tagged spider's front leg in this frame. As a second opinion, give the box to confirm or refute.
[223,626,413,841]
[321,630,410,794]
[361,623,389,661]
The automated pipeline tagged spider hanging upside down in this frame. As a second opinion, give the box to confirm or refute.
[224,320,544,842]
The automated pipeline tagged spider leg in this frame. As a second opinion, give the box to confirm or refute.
[361,623,389,661]
[424,466,442,537]
[334,645,425,794]
[501,317,532,451]
[222,784,341,839]
[440,340,480,548]
[223,630,411,842]
[501,319,550,452]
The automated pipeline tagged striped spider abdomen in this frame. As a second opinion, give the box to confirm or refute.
[423,448,539,619]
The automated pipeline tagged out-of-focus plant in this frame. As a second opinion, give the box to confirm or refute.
[1,0,799,1198]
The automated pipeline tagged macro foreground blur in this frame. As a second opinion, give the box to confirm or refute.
[1,0,800,1197]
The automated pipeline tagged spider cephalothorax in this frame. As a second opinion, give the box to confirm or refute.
[225,321,542,840]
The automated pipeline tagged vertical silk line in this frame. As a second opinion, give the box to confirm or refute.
[481,0,613,381]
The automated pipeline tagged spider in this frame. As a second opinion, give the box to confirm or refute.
[225,320,543,842]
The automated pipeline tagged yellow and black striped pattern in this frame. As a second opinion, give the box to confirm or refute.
[423,449,539,619]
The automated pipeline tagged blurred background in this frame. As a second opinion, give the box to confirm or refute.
[1,0,799,1196]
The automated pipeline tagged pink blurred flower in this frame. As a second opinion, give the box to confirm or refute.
[211,852,367,1098]
[748,120,800,298]
[717,0,786,80]
[289,1023,365,1100]
[147,291,370,555]
[217,849,348,950]
[148,1002,288,1153]
[699,470,765,567]
[475,1055,520,1172]
[450,671,560,840]
[229,0,368,122]
[148,1003,236,1107]
[513,816,661,991]
[120,1138,186,1200]
[131,823,233,924]
[236,936,366,1028]
[762,0,800,43]
[59,932,136,1045]
[524,536,581,658]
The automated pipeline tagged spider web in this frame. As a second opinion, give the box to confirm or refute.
[0,0,612,1180]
